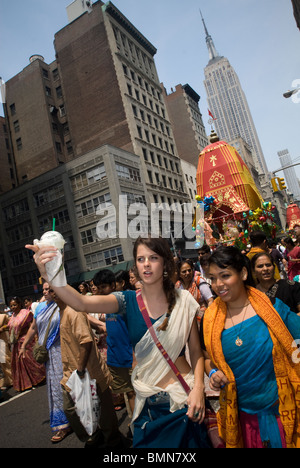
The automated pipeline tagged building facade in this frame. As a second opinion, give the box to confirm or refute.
[162,83,208,167]
[0,144,151,299]
[0,116,18,193]
[201,13,268,176]
[277,149,300,201]
[4,1,190,210]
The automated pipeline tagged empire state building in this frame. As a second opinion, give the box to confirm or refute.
[201,13,269,175]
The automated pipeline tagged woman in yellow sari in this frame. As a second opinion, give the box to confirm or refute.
[200,246,300,448]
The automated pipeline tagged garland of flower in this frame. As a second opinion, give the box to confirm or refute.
[193,196,280,250]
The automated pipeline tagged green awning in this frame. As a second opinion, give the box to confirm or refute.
[67,260,134,286]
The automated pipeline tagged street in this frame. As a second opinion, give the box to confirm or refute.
[0,382,131,449]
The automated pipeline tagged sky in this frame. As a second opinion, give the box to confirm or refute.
[1,0,300,178]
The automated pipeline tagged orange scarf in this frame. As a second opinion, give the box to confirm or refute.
[204,286,300,448]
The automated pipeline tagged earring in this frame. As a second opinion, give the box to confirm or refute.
[163,271,168,278]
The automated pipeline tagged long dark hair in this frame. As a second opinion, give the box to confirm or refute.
[115,270,131,290]
[133,236,176,331]
[208,246,255,287]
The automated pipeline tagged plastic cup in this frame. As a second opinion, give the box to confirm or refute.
[34,231,67,286]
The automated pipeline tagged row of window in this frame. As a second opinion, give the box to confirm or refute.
[34,183,65,207]
[127,83,166,119]
[86,246,124,269]
[115,163,141,183]
[3,160,143,223]
[14,132,68,155]
[3,182,68,221]
[76,193,112,218]
[113,24,156,79]
[142,147,179,173]
[71,164,107,191]
[137,124,175,155]
[122,64,161,102]
[147,169,184,192]
[132,104,170,136]
[42,67,59,82]
[45,85,63,99]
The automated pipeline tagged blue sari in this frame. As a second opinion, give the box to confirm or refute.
[221,298,300,447]
[34,302,69,432]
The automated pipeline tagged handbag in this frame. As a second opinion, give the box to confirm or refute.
[33,306,58,364]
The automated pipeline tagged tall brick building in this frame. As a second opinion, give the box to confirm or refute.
[4,0,190,208]
[162,84,208,167]
[0,0,205,300]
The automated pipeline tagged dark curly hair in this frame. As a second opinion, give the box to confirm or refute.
[133,235,176,331]
[208,245,255,287]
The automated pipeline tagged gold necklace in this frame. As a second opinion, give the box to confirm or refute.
[227,303,250,347]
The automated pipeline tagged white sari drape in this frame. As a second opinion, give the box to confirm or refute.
[132,289,200,422]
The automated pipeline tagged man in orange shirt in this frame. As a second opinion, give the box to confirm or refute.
[58,294,123,448]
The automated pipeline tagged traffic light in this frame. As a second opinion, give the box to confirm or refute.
[271,177,279,192]
[278,177,287,190]
[271,177,286,192]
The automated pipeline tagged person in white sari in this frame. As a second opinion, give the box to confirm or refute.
[26,236,211,448]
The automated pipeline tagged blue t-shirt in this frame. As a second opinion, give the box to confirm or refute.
[105,313,133,368]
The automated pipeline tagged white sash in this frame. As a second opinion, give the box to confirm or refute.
[131,289,199,422]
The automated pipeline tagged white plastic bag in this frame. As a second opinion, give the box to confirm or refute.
[66,370,100,436]
[0,339,6,363]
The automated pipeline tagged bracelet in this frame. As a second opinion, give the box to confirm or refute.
[208,368,218,378]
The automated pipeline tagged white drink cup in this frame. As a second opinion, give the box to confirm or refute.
[33,231,67,286]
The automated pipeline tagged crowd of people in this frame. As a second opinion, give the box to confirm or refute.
[0,228,299,449]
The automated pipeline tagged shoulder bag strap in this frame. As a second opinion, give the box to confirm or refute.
[135,290,191,395]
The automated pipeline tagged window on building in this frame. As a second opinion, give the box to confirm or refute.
[81,228,97,245]
[76,193,112,217]
[56,86,63,99]
[59,105,66,117]
[10,103,16,115]
[86,251,103,270]
[33,183,65,207]
[42,68,49,79]
[116,163,141,182]
[13,120,20,133]
[16,138,22,150]
[104,246,124,265]
[87,164,107,183]
[55,141,62,153]
[142,148,148,161]
[38,209,69,232]
[66,140,73,154]
[52,68,59,81]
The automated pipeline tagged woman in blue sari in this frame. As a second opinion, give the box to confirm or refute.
[200,246,300,448]
[21,283,70,443]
